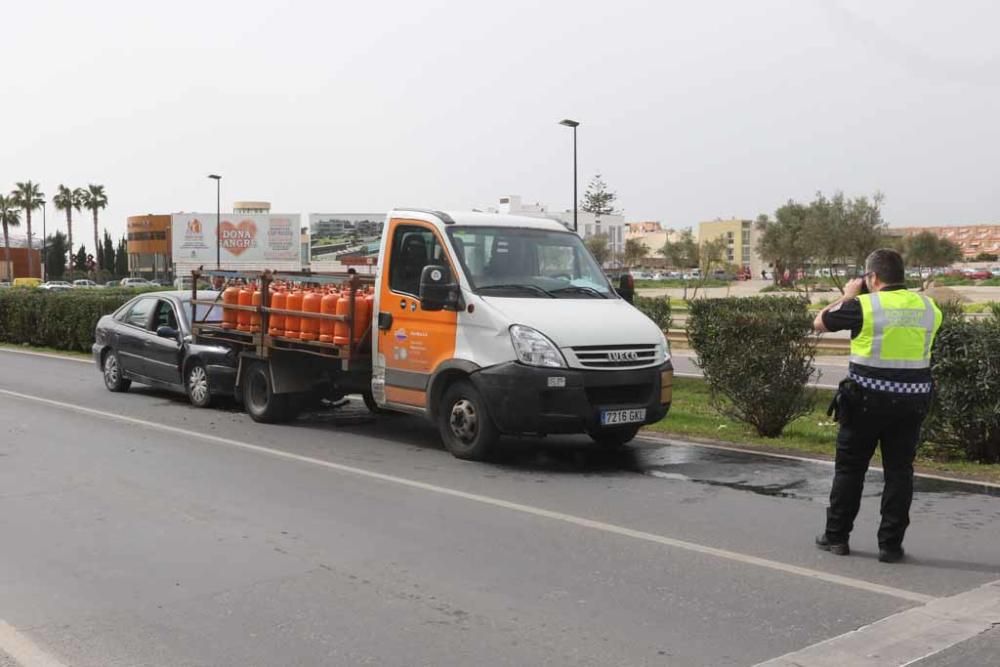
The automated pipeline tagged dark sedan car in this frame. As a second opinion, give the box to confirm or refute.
[92,291,236,407]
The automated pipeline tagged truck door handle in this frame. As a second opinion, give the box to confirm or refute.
[377,312,393,330]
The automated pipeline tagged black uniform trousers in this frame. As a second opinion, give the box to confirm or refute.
[825,390,930,549]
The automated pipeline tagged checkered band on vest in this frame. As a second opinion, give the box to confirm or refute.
[848,372,932,395]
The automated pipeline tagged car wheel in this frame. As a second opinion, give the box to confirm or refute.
[438,380,499,461]
[186,360,212,408]
[241,361,292,423]
[102,350,131,392]
[588,424,641,449]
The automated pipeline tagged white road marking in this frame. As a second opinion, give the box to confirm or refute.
[0,348,90,364]
[755,578,1000,666]
[638,434,1000,490]
[0,621,66,667]
[0,388,935,604]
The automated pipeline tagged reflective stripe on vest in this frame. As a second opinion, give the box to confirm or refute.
[850,290,941,369]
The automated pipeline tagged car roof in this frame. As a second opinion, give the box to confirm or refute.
[132,290,219,302]
[391,209,571,233]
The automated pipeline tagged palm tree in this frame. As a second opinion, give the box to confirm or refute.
[53,185,85,268]
[0,195,21,279]
[10,181,45,277]
[80,184,108,271]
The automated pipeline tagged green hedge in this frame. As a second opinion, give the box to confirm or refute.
[634,296,672,330]
[924,309,1000,463]
[687,296,816,437]
[0,290,132,352]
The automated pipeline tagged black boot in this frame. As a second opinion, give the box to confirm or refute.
[878,545,905,563]
[815,534,850,556]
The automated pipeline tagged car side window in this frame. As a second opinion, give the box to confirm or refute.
[152,300,178,332]
[125,298,155,329]
[388,225,444,296]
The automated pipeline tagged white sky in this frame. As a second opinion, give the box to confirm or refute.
[3,0,998,251]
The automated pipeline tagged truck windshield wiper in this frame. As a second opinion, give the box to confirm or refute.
[477,284,555,298]
[549,285,608,298]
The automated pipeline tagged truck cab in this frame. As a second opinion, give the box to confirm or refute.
[371,209,673,459]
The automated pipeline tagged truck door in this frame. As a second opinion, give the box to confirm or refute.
[375,219,459,409]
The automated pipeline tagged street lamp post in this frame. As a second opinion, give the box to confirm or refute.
[558,119,580,233]
[41,202,47,281]
[208,174,221,269]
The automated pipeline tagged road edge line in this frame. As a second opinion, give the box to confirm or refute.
[0,347,91,364]
[0,387,935,605]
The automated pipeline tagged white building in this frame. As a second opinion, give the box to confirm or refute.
[489,195,627,259]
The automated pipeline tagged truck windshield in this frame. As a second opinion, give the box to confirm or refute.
[447,226,615,298]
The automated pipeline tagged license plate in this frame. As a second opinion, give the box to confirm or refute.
[600,408,646,426]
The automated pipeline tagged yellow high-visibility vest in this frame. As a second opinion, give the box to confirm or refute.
[851,290,941,369]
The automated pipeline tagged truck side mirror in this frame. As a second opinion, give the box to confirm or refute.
[617,274,635,304]
[419,265,460,311]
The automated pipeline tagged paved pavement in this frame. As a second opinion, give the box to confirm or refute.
[0,349,998,666]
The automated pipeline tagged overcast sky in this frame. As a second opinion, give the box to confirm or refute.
[4,0,998,249]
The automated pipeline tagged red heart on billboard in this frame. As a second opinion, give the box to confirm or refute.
[219,219,257,256]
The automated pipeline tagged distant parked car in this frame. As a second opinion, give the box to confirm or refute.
[40,280,74,291]
[73,279,99,288]
[0,280,11,289]
[92,291,235,408]
[105,279,123,288]
[120,277,153,289]
[991,267,1000,277]
[13,277,43,288]
[966,270,992,280]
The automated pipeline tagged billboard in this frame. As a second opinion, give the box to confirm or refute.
[172,213,303,270]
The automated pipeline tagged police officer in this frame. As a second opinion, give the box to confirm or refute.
[813,248,941,563]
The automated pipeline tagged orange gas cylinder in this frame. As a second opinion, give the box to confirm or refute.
[269,289,287,336]
[319,291,340,343]
[284,289,303,338]
[237,286,253,332]
[353,292,372,340]
[333,293,352,345]
[250,287,263,333]
[300,289,323,341]
[221,285,240,329]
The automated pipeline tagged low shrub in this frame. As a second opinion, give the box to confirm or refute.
[687,296,816,437]
[925,315,1000,463]
[0,290,131,352]
[634,296,672,330]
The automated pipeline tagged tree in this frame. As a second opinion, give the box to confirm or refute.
[10,181,45,277]
[73,244,87,273]
[585,233,611,266]
[115,236,128,278]
[973,252,998,263]
[580,173,620,217]
[103,229,115,276]
[659,228,699,269]
[624,238,648,267]
[755,203,811,288]
[902,232,963,287]
[45,231,69,279]
[80,184,108,270]
[802,191,887,293]
[690,236,728,299]
[53,185,84,262]
[0,195,21,278]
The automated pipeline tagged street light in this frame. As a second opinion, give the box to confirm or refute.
[558,119,579,232]
[41,201,47,280]
[208,174,221,269]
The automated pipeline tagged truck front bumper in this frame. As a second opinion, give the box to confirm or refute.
[471,360,673,435]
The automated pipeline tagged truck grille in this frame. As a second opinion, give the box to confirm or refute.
[569,344,658,369]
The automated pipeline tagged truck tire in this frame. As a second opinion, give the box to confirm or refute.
[438,380,500,461]
[588,424,641,449]
[242,361,293,423]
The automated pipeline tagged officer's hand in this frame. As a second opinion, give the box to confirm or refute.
[843,278,865,299]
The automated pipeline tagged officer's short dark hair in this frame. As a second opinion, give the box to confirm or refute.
[865,248,905,284]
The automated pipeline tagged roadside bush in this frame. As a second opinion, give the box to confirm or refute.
[924,316,1000,463]
[0,290,131,352]
[687,296,816,437]
[634,296,672,330]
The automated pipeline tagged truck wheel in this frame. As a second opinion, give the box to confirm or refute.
[103,350,131,393]
[588,424,641,449]
[242,361,292,423]
[438,380,499,461]
[185,361,212,408]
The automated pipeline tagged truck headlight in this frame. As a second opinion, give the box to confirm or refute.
[509,325,566,368]
[657,330,671,361]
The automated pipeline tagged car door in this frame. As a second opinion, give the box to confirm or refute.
[376,220,459,409]
[117,297,157,377]
[144,299,183,386]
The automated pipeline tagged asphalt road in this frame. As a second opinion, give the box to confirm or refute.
[1,349,998,666]
[671,351,848,389]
